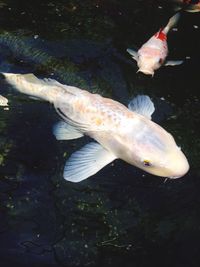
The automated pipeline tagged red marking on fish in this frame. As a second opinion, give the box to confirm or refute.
[154,30,167,41]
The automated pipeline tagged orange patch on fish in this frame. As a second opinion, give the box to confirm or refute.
[75,101,85,112]
[95,118,102,126]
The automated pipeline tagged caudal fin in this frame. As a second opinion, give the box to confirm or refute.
[163,13,180,34]
[1,72,70,103]
[1,72,49,101]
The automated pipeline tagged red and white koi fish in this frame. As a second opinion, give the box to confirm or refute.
[127,13,183,76]
[1,73,189,182]
[173,0,200,12]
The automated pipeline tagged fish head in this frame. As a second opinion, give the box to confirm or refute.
[125,117,189,178]
[137,55,163,76]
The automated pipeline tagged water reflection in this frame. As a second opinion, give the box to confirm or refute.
[0,0,200,266]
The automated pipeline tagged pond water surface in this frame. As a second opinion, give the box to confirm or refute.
[0,1,200,267]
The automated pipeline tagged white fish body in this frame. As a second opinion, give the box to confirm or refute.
[127,13,183,76]
[0,94,9,107]
[2,73,189,182]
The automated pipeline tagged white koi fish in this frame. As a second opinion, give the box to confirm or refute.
[173,0,200,13]
[1,73,189,182]
[127,13,183,76]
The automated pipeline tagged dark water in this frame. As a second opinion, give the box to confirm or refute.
[0,1,200,266]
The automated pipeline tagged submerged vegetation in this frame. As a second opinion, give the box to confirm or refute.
[0,0,200,266]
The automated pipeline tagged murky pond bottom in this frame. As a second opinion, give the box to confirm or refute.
[0,1,200,266]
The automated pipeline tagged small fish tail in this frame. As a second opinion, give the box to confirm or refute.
[163,13,180,34]
[1,72,64,103]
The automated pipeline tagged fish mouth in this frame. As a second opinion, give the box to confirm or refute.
[167,163,189,179]
[137,68,154,76]
[168,175,182,179]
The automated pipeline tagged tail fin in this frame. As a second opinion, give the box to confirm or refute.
[1,72,70,103]
[2,73,52,101]
[163,13,180,34]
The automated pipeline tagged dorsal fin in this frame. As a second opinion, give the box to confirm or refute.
[128,95,155,120]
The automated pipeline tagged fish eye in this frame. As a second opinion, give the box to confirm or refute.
[143,159,152,167]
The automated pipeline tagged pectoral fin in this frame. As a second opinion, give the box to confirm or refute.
[63,142,116,182]
[127,48,138,61]
[164,60,184,66]
[53,121,83,140]
[128,95,155,120]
